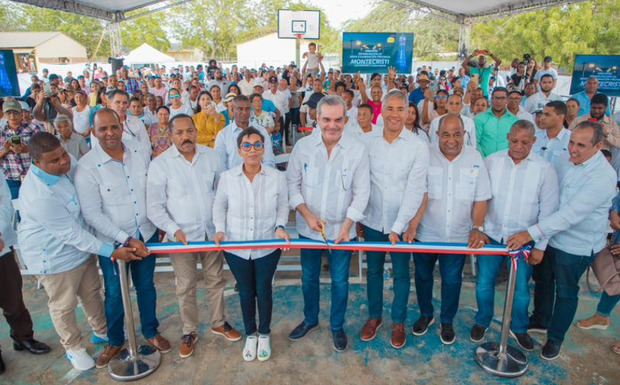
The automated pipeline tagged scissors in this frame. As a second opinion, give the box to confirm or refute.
[318,221,332,255]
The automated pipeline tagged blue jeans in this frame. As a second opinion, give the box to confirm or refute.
[474,239,533,333]
[597,291,620,316]
[299,235,352,331]
[224,250,280,335]
[98,233,159,346]
[547,246,592,343]
[531,247,555,327]
[363,225,411,323]
[6,179,20,199]
[414,253,466,324]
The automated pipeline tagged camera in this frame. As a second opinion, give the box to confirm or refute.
[11,136,21,145]
[523,54,531,62]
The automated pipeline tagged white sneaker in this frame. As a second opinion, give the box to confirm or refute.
[243,335,257,361]
[66,348,95,371]
[257,334,271,361]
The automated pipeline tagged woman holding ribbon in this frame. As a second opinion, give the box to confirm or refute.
[212,127,290,362]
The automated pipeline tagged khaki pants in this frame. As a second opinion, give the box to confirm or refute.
[170,250,227,335]
[38,256,106,351]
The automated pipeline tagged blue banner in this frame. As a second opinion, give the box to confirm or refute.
[569,55,620,97]
[0,50,20,97]
[342,32,414,74]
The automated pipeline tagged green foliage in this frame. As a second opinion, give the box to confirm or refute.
[471,0,620,72]
[343,2,459,60]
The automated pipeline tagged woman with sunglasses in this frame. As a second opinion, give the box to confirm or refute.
[167,88,194,118]
[213,127,289,362]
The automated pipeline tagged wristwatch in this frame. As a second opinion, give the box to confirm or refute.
[471,226,484,233]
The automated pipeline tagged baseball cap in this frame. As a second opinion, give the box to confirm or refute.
[3,99,22,113]
[223,92,236,103]
[48,74,59,81]
[417,73,430,83]
[544,56,552,62]
[268,76,278,84]
[304,92,324,109]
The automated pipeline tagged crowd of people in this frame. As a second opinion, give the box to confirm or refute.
[0,45,618,375]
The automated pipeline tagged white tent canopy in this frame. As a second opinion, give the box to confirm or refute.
[123,43,174,65]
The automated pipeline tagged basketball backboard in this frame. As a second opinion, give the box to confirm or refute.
[278,10,321,39]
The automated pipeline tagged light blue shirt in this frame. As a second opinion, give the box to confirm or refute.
[532,128,571,182]
[17,161,114,275]
[0,175,16,256]
[571,91,611,117]
[528,151,616,256]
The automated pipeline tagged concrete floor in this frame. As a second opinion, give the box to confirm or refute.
[1,268,619,385]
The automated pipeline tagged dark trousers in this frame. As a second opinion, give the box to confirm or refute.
[98,233,160,346]
[546,246,592,343]
[530,247,556,327]
[414,253,466,324]
[0,250,34,345]
[224,250,281,335]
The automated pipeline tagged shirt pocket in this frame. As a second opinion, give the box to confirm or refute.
[65,195,81,218]
[203,170,216,193]
[427,167,443,199]
[457,168,478,201]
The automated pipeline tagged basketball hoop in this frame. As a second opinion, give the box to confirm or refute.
[295,33,304,40]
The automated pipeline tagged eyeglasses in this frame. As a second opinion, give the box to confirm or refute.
[240,141,264,151]
[435,95,448,100]
[168,94,181,99]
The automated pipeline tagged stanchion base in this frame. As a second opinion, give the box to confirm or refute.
[108,345,161,382]
[475,342,528,378]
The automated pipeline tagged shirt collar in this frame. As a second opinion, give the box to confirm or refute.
[310,129,349,149]
[578,150,603,169]
[233,163,266,177]
[30,163,62,186]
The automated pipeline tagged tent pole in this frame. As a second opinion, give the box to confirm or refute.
[457,16,472,64]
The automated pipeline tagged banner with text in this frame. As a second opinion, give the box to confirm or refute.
[569,55,620,97]
[0,50,20,97]
[342,32,414,74]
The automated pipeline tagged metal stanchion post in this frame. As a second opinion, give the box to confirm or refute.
[475,255,528,377]
[108,259,161,381]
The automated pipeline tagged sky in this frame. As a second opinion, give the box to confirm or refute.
[309,0,376,28]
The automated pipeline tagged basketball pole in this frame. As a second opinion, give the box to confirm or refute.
[295,34,301,68]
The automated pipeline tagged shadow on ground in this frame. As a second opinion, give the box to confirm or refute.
[1,273,618,385]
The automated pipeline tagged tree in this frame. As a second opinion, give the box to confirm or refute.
[471,0,620,72]
[121,11,171,52]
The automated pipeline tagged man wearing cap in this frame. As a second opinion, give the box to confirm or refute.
[262,76,287,129]
[462,50,502,98]
[408,71,431,105]
[301,93,325,132]
[524,74,562,114]
[0,99,41,198]
[533,56,558,89]
[214,95,275,169]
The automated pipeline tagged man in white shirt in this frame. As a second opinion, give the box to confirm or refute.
[75,108,170,368]
[471,120,559,351]
[147,114,241,359]
[429,94,476,147]
[238,70,254,96]
[507,121,616,360]
[342,89,358,126]
[0,174,51,373]
[92,90,152,159]
[214,95,275,169]
[533,56,558,89]
[533,101,571,181]
[359,90,429,349]
[345,104,379,137]
[18,132,136,371]
[524,74,562,114]
[507,90,535,123]
[286,95,370,351]
[412,114,492,345]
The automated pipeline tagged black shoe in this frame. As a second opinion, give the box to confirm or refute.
[412,316,435,336]
[470,325,487,343]
[510,330,534,351]
[527,320,547,334]
[540,339,561,361]
[0,350,5,374]
[288,321,319,341]
[332,329,348,352]
[440,323,455,345]
[13,339,51,355]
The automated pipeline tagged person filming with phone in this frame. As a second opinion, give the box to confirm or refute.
[0,99,42,198]
[462,49,502,99]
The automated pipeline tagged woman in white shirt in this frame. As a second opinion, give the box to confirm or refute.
[213,127,289,362]
[167,88,194,118]
[72,90,90,138]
